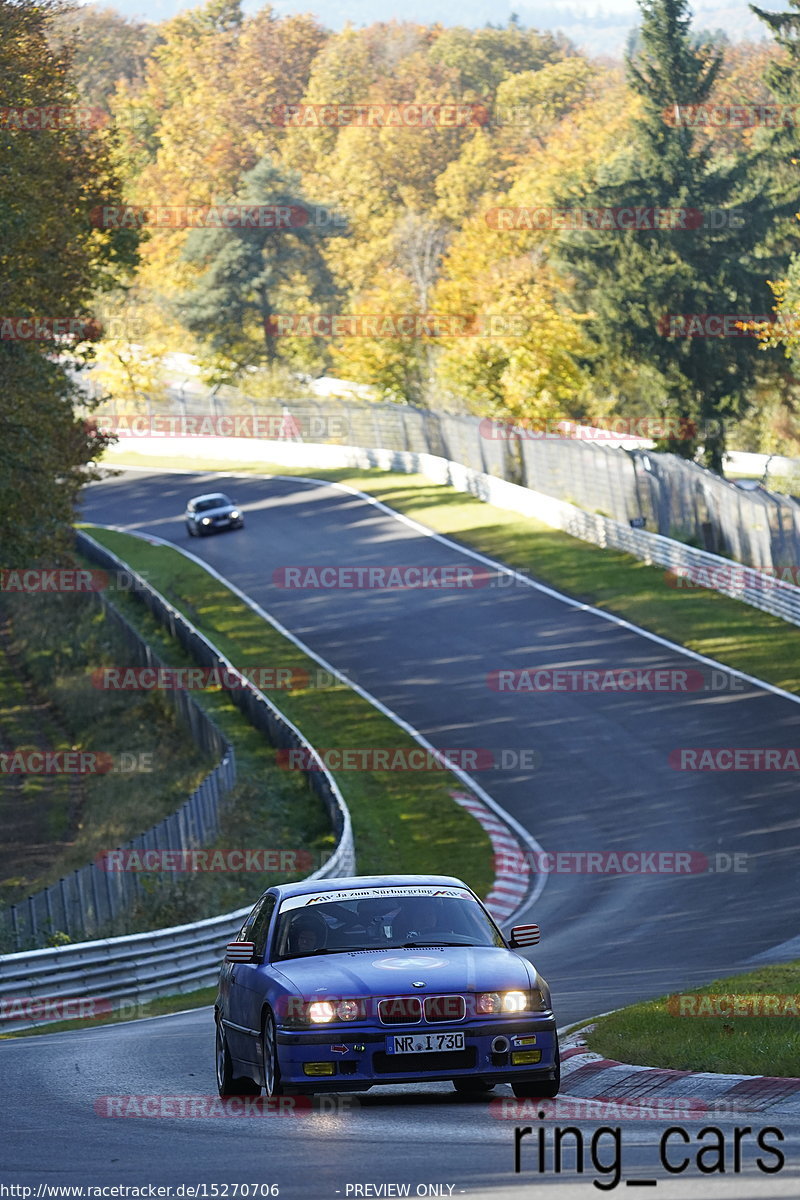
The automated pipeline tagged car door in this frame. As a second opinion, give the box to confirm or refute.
[227,892,277,1071]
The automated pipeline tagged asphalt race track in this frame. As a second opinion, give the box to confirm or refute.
[3,467,799,1197]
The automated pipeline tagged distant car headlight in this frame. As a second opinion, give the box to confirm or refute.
[201,517,212,525]
[476,990,531,1014]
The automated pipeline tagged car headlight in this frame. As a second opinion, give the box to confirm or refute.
[307,999,364,1023]
[201,517,212,525]
[230,510,240,519]
[308,1001,335,1023]
[476,990,532,1014]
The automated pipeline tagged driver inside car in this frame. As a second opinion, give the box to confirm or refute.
[288,911,327,955]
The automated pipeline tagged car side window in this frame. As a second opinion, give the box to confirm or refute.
[242,893,276,960]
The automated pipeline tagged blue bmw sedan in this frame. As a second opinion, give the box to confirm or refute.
[215,874,560,1099]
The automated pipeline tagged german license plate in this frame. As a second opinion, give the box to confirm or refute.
[387,1032,465,1054]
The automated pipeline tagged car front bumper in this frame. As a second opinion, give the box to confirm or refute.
[275,1016,558,1090]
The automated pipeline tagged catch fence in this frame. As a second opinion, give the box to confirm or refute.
[91,391,800,570]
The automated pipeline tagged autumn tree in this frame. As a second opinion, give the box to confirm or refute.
[559,0,789,471]
[178,157,345,382]
[0,0,138,564]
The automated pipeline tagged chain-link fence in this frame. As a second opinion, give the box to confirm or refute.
[90,390,800,569]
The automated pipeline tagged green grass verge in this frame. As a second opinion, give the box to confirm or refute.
[577,961,800,1076]
[103,455,800,695]
[0,985,216,1038]
[82,526,494,898]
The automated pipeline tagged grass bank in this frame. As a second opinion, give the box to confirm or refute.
[575,961,800,1076]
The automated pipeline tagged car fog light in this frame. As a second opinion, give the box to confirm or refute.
[303,1062,336,1076]
[511,1049,542,1065]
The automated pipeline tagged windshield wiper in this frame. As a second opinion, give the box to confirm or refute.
[278,948,336,960]
[400,941,478,948]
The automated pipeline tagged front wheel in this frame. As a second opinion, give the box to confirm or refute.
[262,1010,286,1097]
[186,521,196,537]
[511,1047,560,1099]
[215,1017,259,1097]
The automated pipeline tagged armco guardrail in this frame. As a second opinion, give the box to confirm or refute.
[375,447,800,627]
[0,534,354,1029]
[0,589,237,954]
[0,844,350,1033]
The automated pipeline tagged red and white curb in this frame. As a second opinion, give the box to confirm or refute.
[451,791,531,922]
[558,1026,800,1118]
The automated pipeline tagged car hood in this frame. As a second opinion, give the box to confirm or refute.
[272,945,535,998]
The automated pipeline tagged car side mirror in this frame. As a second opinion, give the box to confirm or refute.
[509,923,540,948]
[225,940,255,963]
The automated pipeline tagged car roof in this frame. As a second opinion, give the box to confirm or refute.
[272,874,469,901]
[189,492,231,504]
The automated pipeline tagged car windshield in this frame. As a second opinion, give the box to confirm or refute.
[194,495,232,512]
[273,889,504,960]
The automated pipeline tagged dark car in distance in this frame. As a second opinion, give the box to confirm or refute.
[185,493,244,536]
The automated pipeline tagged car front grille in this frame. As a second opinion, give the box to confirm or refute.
[423,995,466,1023]
[378,997,422,1024]
[378,994,467,1025]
